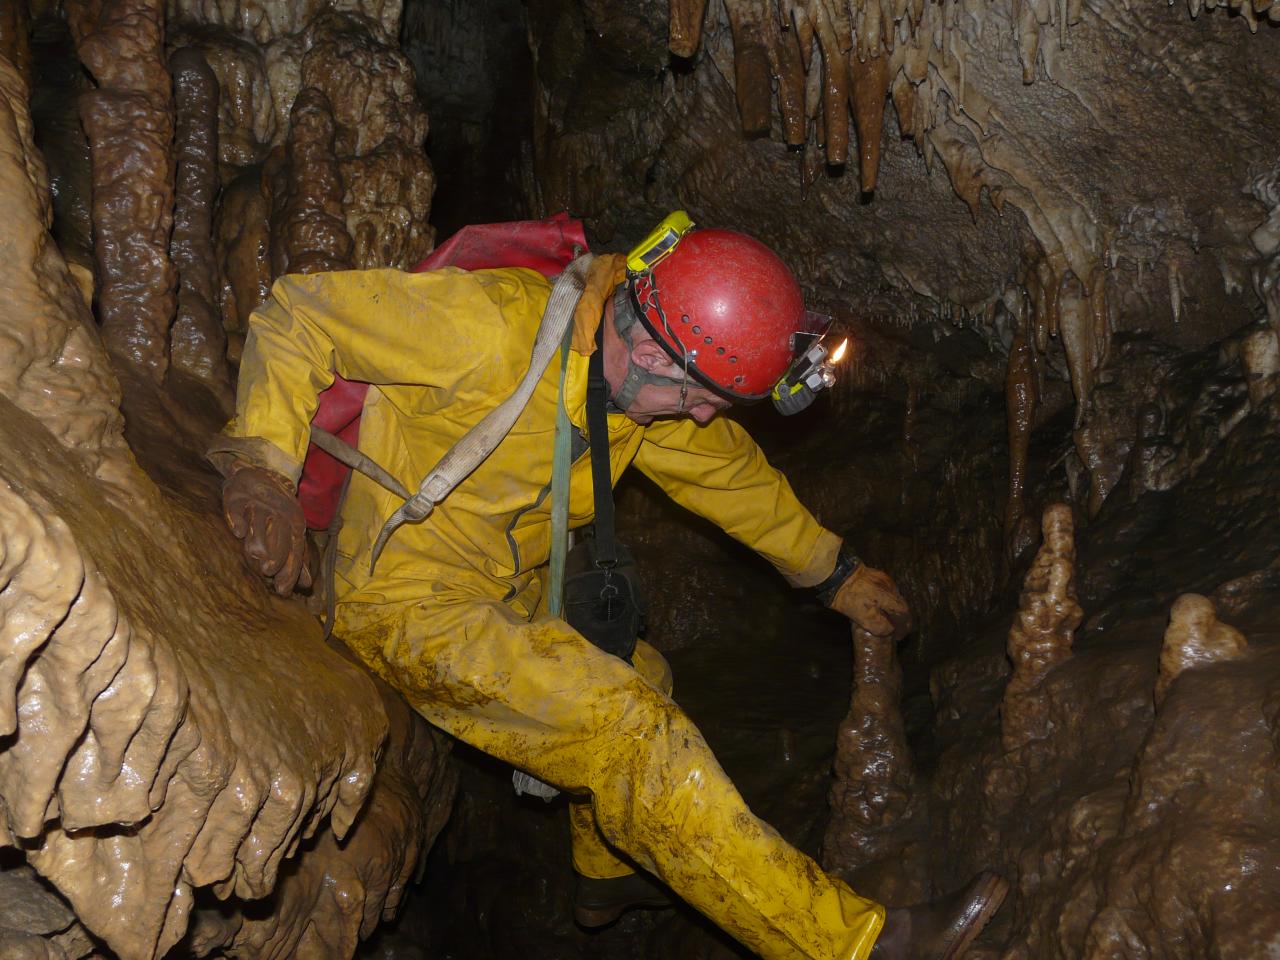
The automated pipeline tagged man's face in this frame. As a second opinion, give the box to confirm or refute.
[600,294,735,426]
[621,375,732,426]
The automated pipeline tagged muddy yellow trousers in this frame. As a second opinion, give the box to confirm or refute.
[338,595,884,960]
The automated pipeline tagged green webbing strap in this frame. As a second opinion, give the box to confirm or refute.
[547,321,575,617]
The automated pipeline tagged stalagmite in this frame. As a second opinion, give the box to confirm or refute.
[1155,594,1247,705]
[1239,324,1280,409]
[271,87,353,276]
[67,0,178,381]
[850,52,890,193]
[1004,309,1038,563]
[1001,503,1082,752]
[824,625,913,872]
[169,47,232,398]
[669,0,710,58]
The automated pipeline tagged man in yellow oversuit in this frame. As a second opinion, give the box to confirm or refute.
[210,217,1007,960]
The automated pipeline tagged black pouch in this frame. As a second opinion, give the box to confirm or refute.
[563,534,645,662]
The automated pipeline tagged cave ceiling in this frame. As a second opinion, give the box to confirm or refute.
[530,0,1280,413]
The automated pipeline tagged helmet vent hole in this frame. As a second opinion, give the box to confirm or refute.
[681,314,690,323]
[728,356,738,364]
[691,324,701,334]
[734,375,744,384]
[716,347,726,355]
[703,336,713,344]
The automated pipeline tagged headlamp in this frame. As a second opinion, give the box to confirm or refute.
[626,210,696,274]
[771,335,848,415]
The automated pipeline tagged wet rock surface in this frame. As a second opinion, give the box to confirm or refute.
[3,7,454,959]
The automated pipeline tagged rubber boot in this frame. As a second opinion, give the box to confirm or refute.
[868,872,1010,960]
[574,871,673,928]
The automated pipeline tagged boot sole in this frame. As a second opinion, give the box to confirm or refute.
[942,872,1011,960]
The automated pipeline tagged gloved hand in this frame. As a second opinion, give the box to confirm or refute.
[221,461,312,596]
[829,563,912,638]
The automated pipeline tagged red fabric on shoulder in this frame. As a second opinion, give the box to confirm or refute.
[298,213,587,530]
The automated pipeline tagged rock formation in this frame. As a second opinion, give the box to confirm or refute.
[1155,593,1248,705]
[1001,503,1082,751]
[2,0,454,955]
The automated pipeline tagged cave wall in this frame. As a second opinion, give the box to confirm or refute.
[0,0,457,953]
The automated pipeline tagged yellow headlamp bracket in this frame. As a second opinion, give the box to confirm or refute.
[626,210,696,274]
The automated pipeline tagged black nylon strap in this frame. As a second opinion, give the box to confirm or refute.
[814,546,861,605]
[587,321,618,567]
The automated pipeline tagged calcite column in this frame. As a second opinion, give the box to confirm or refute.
[67,0,177,381]
[1001,503,1082,752]
[824,625,913,872]
[169,46,231,396]
[270,87,353,277]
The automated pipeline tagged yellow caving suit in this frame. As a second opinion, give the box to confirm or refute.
[216,259,886,960]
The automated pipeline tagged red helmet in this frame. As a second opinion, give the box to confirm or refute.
[628,229,820,401]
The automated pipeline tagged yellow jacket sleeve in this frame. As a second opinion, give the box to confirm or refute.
[218,266,551,482]
[632,417,841,587]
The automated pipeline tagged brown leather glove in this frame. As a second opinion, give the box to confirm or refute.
[221,461,312,596]
[828,563,912,638]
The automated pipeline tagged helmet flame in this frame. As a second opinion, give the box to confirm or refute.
[830,338,849,364]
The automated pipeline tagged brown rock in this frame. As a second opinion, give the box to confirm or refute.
[212,164,272,355]
[1001,503,1082,752]
[1155,593,1248,705]
[824,625,913,872]
[68,0,177,381]
[169,46,232,398]
[271,87,353,276]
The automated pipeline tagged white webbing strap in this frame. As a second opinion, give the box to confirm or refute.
[370,252,595,572]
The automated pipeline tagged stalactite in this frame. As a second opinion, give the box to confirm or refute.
[669,0,711,58]
[1001,503,1081,752]
[68,0,177,381]
[169,47,232,400]
[1155,594,1247,706]
[812,3,850,164]
[849,51,890,192]
[1057,271,1093,426]
[771,6,808,145]
[726,0,773,137]
[824,624,913,872]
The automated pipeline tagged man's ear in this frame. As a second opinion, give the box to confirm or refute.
[631,338,676,373]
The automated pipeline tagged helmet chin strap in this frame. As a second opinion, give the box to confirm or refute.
[609,286,690,413]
